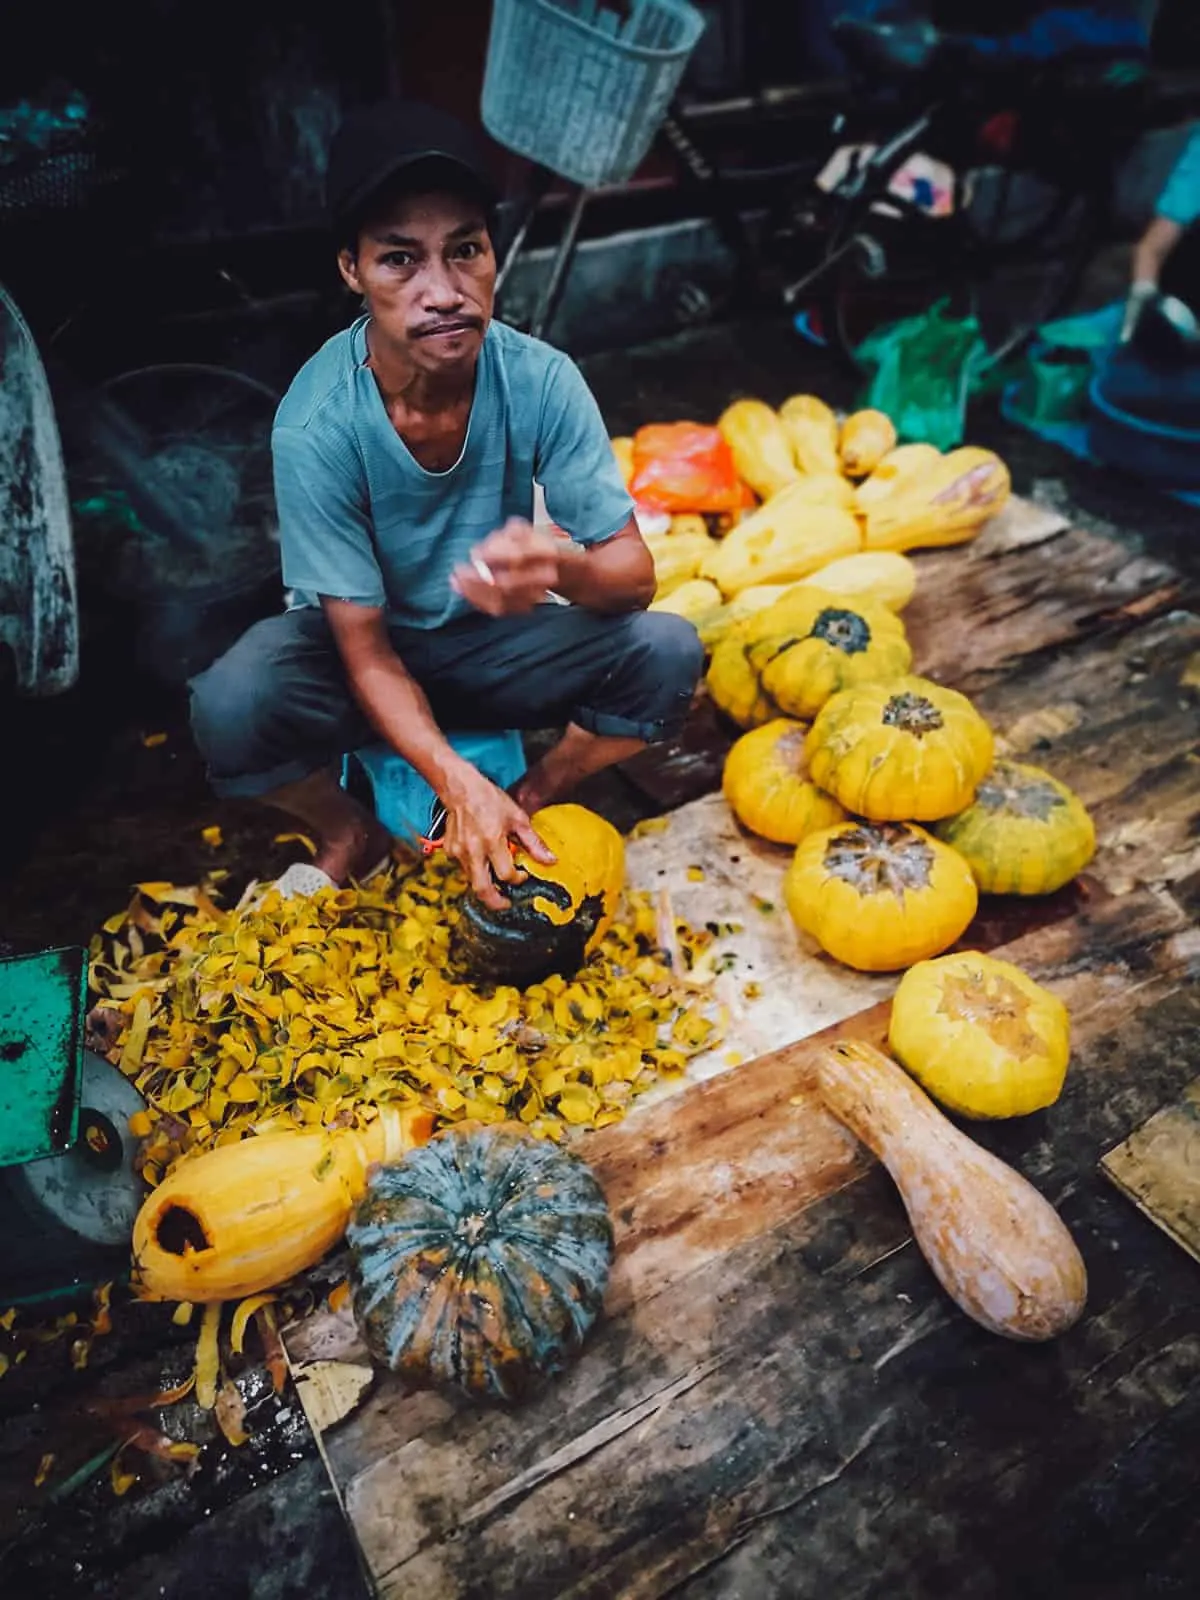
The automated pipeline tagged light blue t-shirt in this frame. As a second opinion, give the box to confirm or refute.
[272,317,634,629]
[1157,126,1200,230]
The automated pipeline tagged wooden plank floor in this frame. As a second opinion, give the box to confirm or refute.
[284,501,1200,1599]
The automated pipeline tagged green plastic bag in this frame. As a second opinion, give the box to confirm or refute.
[854,299,988,451]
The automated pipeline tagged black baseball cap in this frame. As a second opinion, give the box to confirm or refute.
[327,100,499,239]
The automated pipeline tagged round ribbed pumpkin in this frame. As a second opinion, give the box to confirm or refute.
[805,674,994,822]
[785,820,978,972]
[453,805,624,987]
[745,586,912,721]
[933,760,1095,895]
[707,628,779,729]
[348,1125,614,1403]
[889,951,1071,1118]
[722,718,847,845]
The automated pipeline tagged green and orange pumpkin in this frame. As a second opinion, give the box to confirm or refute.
[452,804,624,987]
[347,1124,614,1402]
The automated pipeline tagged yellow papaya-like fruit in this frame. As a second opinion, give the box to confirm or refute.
[839,409,898,477]
[853,443,944,509]
[779,394,841,476]
[700,485,861,598]
[862,447,1011,552]
[610,436,635,488]
[717,399,801,500]
[805,550,917,612]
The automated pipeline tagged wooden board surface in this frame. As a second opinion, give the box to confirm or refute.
[283,504,1200,1598]
[1101,1078,1200,1264]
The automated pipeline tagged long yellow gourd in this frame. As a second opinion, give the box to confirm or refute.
[814,1040,1087,1340]
[132,1105,433,1302]
[700,489,860,597]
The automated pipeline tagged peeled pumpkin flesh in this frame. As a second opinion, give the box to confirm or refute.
[779,394,840,476]
[889,950,1071,1119]
[862,446,1011,552]
[815,1039,1087,1340]
[610,436,634,488]
[804,550,917,612]
[717,399,799,500]
[853,443,943,509]
[700,491,861,598]
[650,577,723,627]
[646,527,721,599]
[132,1105,433,1302]
[839,409,897,477]
[722,718,846,845]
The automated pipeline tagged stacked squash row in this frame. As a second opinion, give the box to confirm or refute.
[717,577,1095,973]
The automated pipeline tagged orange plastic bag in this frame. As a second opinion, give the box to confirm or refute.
[630,423,744,514]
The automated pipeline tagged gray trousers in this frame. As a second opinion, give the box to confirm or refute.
[189,604,704,798]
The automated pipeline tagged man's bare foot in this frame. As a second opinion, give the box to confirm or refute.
[314,814,393,885]
[512,724,646,817]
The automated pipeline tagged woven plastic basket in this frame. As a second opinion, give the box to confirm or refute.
[482,0,705,188]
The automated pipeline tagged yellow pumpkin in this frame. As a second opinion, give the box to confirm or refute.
[717,398,799,500]
[889,950,1071,1118]
[804,550,917,612]
[454,805,625,987]
[839,409,897,477]
[722,718,847,844]
[785,821,978,972]
[707,628,779,729]
[779,394,841,475]
[853,443,943,509]
[933,760,1096,895]
[745,586,912,721]
[805,675,995,822]
[862,446,1011,552]
[700,493,861,597]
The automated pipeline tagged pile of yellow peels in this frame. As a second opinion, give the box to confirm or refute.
[90,854,724,1182]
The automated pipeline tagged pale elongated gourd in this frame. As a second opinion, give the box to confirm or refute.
[132,1105,434,1302]
[814,1040,1086,1341]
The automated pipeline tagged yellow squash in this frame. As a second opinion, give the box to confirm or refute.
[706,628,779,729]
[804,550,917,612]
[746,586,912,721]
[934,759,1095,895]
[132,1106,433,1302]
[805,674,994,821]
[853,443,943,509]
[785,820,978,972]
[700,490,861,597]
[722,718,846,844]
[839,409,897,477]
[717,398,799,500]
[816,1039,1086,1340]
[889,950,1071,1118]
[779,394,841,475]
[862,446,1011,552]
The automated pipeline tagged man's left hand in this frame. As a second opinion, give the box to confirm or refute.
[451,519,561,616]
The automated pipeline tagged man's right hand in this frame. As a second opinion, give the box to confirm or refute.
[441,770,555,911]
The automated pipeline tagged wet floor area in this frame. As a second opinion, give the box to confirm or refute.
[0,309,1196,1597]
